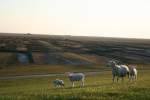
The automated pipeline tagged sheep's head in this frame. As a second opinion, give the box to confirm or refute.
[106,60,117,67]
[129,64,137,69]
[62,82,65,86]
[65,72,73,76]
[55,79,59,80]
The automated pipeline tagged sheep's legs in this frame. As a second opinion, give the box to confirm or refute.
[130,75,136,82]
[121,77,124,82]
[129,76,133,82]
[72,82,74,87]
[132,76,134,81]
[129,76,131,82]
[112,76,115,83]
[132,75,137,82]
[127,72,130,79]
[81,81,84,87]
[135,75,137,80]
[117,77,119,82]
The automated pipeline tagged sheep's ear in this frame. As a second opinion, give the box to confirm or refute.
[64,72,70,75]
[64,72,67,75]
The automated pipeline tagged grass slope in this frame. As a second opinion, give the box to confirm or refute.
[0,70,150,100]
[1,33,150,65]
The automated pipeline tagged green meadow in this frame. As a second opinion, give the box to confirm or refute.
[0,69,150,100]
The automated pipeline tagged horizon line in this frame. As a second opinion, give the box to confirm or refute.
[0,32,150,40]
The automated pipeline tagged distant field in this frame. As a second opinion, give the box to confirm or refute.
[0,33,150,66]
[0,69,150,100]
[0,63,149,77]
[0,64,107,77]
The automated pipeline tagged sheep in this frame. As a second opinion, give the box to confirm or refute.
[53,79,65,88]
[107,60,130,82]
[129,65,138,81]
[65,72,85,87]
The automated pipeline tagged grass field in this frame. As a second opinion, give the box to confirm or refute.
[1,33,150,100]
[0,64,107,77]
[0,64,149,77]
[0,69,150,100]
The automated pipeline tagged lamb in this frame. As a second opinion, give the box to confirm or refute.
[53,79,65,88]
[129,65,138,81]
[65,72,85,87]
[107,60,130,82]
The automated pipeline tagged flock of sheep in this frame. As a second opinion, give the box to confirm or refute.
[53,60,138,88]
[107,60,138,82]
[53,72,85,88]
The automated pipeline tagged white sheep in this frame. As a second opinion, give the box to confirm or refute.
[129,65,138,81]
[53,79,65,88]
[65,72,85,87]
[107,60,130,82]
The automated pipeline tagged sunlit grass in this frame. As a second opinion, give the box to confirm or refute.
[0,70,150,100]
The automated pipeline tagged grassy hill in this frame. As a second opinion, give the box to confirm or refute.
[0,33,150,100]
[0,33,150,76]
[0,33,150,65]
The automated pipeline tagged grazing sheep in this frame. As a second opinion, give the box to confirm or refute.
[53,79,64,88]
[129,65,138,81]
[65,72,85,87]
[107,60,130,82]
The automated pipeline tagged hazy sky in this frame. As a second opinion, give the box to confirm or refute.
[0,0,150,38]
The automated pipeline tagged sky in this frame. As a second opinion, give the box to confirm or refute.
[0,0,150,39]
